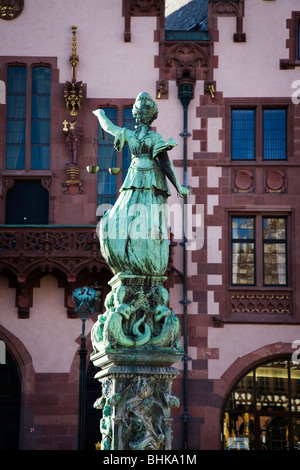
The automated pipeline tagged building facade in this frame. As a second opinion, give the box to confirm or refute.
[1,0,300,451]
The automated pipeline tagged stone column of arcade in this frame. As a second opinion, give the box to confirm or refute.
[90,93,191,450]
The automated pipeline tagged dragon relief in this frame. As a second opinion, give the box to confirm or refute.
[91,283,182,352]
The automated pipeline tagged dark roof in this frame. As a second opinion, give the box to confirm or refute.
[165,0,209,32]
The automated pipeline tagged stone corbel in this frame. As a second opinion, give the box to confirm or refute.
[66,274,77,318]
[16,276,32,319]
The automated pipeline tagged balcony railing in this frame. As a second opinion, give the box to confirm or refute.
[0,225,105,279]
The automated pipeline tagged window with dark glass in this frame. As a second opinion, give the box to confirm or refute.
[263,109,286,160]
[231,216,288,287]
[231,109,255,160]
[5,180,49,225]
[231,106,287,161]
[6,65,51,170]
[97,107,135,207]
[31,66,51,170]
[6,66,27,170]
[97,107,118,207]
[223,359,300,450]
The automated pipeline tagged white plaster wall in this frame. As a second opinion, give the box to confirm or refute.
[214,0,300,97]
[0,274,93,373]
[0,0,158,99]
[208,324,299,380]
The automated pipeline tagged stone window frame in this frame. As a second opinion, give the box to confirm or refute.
[215,207,295,323]
[0,56,59,173]
[230,213,289,288]
[224,98,293,163]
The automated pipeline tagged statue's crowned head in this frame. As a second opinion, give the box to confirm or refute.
[132,92,158,126]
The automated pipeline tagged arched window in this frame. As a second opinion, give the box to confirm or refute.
[223,358,300,450]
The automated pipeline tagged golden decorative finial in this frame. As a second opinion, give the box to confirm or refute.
[64,25,83,116]
[69,25,79,82]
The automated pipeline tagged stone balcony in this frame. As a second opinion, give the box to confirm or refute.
[0,225,105,281]
[0,225,107,318]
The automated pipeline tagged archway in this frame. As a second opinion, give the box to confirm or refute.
[0,348,21,449]
[222,357,300,450]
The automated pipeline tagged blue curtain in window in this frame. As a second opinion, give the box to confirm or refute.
[31,66,51,169]
[231,109,255,160]
[263,109,286,160]
[6,66,27,169]
[97,108,118,206]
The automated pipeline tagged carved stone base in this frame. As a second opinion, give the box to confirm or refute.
[90,358,180,450]
[90,273,183,450]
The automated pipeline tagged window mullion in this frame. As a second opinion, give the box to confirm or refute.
[256,104,261,162]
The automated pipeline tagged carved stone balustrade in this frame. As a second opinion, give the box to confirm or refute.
[0,225,108,318]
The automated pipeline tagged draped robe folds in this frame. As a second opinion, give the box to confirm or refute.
[99,127,177,276]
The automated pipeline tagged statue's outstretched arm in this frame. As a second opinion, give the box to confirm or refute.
[93,109,121,137]
[158,151,190,197]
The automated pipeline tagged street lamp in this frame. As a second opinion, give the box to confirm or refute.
[72,286,97,450]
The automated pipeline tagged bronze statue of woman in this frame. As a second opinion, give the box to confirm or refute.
[93,92,190,277]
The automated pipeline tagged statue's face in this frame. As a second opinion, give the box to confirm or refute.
[133,95,157,125]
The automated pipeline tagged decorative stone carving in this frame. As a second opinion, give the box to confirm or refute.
[91,274,182,354]
[92,366,179,450]
[231,292,291,315]
[161,43,209,81]
[265,169,286,193]
[233,169,254,192]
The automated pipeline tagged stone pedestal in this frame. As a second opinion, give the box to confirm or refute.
[90,273,183,450]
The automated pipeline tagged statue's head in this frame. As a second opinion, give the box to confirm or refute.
[132,92,158,126]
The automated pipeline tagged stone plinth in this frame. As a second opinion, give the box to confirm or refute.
[90,273,183,450]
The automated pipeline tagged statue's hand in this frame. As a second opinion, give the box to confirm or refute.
[178,185,191,197]
[92,109,106,118]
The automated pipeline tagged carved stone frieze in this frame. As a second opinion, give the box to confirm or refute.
[0,226,105,278]
[231,292,291,315]
[92,366,179,450]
